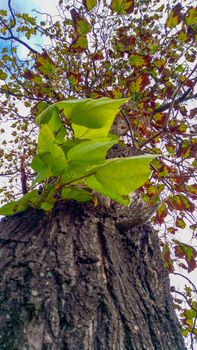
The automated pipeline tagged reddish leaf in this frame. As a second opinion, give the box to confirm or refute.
[154,59,166,72]
[111,0,134,14]
[166,143,176,155]
[179,106,187,117]
[67,72,82,86]
[168,227,178,234]
[190,107,197,118]
[178,262,187,270]
[162,243,174,272]
[175,245,185,259]
[175,242,197,273]
[155,202,168,224]
[153,113,166,128]
[169,121,187,134]
[166,3,182,28]
[167,194,195,212]
[91,51,104,60]
[129,54,151,68]
[177,140,197,159]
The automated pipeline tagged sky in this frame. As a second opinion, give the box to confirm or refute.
[0,0,59,56]
[1,0,58,15]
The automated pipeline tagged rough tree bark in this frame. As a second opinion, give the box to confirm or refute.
[0,200,186,350]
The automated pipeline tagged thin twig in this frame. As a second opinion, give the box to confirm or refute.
[173,272,197,295]
[140,66,197,148]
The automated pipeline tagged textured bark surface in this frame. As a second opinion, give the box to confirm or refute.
[0,201,186,350]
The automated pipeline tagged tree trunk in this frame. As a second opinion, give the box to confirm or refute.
[0,201,185,350]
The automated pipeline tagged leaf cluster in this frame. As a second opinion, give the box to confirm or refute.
[0,98,156,215]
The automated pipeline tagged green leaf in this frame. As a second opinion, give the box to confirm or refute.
[35,52,55,75]
[129,55,146,67]
[185,7,196,26]
[55,127,67,143]
[61,187,93,202]
[0,69,7,80]
[92,155,155,196]
[40,202,54,211]
[35,102,49,116]
[72,35,88,49]
[67,140,116,164]
[178,243,196,263]
[82,0,97,11]
[181,329,189,337]
[0,10,7,15]
[61,139,84,156]
[0,201,21,216]
[176,217,186,229]
[166,12,179,28]
[33,165,53,184]
[0,190,40,216]
[72,123,119,141]
[60,163,96,184]
[192,160,197,168]
[86,176,130,205]
[31,154,45,172]
[111,0,134,14]
[55,97,129,129]
[38,124,55,153]
[47,107,62,133]
[77,19,92,35]
[38,125,67,174]
[35,105,59,127]
[166,4,182,29]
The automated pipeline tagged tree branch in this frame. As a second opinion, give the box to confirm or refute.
[140,67,197,148]
[153,92,197,115]
[153,70,197,115]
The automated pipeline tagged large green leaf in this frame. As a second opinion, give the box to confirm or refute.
[38,125,67,174]
[35,105,66,142]
[33,164,53,184]
[47,107,62,133]
[31,154,45,172]
[35,105,59,126]
[38,124,55,153]
[61,139,84,156]
[72,123,119,141]
[92,155,156,196]
[55,127,67,144]
[55,97,129,129]
[86,176,130,205]
[67,140,116,164]
[60,163,97,184]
